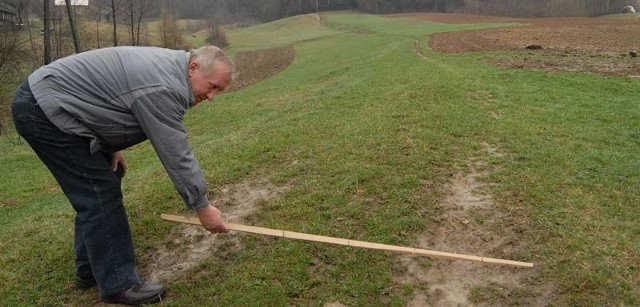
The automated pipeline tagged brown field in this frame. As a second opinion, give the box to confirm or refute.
[225,46,295,92]
[413,13,640,76]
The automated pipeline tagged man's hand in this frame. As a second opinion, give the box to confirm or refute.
[197,205,228,233]
[110,151,127,177]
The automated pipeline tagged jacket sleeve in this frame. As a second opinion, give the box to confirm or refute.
[130,89,209,211]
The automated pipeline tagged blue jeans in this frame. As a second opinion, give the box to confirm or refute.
[12,81,138,296]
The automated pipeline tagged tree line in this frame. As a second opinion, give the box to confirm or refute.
[10,0,640,24]
[164,0,639,20]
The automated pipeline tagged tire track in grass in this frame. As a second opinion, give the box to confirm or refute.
[413,38,456,74]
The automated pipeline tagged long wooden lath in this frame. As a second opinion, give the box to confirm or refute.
[161,214,533,268]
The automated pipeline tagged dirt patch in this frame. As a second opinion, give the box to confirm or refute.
[396,144,554,306]
[144,175,290,283]
[323,301,348,307]
[414,39,427,59]
[399,13,640,76]
[225,46,296,92]
[0,198,18,207]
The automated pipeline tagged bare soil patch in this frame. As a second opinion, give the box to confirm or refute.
[225,46,296,92]
[144,175,290,283]
[395,144,554,306]
[74,175,291,306]
[401,13,640,76]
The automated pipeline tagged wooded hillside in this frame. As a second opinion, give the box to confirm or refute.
[166,0,640,20]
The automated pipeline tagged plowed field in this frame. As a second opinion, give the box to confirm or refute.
[403,13,640,76]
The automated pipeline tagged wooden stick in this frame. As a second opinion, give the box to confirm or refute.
[160,214,534,268]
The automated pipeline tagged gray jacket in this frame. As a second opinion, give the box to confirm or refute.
[28,46,209,211]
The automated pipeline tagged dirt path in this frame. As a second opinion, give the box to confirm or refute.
[393,144,554,306]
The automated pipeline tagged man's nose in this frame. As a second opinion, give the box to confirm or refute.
[207,90,217,100]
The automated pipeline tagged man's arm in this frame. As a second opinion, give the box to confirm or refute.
[130,89,227,233]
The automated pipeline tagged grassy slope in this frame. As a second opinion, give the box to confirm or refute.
[1,12,638,306]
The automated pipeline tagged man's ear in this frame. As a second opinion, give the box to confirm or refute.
[188,61,199,76]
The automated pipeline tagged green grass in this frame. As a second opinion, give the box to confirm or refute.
[227,14,342,52]
[599,13,640,19]
[1,12,639,306]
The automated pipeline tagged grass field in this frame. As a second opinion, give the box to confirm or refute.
[1,12,638,306]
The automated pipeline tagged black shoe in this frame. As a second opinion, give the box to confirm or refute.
[75,277,97,290]
[101,280,165,306]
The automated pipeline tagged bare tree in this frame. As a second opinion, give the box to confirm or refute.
[64,0,81,53]
[0,23,26,135]
[86,0,106,48]
[128,0,133,44]
[206,16,228,48]
[104,0,126,46]
[128,0,153,46]
[158,6,184,49]
[44,0,51,64]
[110,0,117,45]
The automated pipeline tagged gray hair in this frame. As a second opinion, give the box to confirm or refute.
[189,45,235,78]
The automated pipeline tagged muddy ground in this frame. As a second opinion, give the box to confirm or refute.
[143,13,636,306]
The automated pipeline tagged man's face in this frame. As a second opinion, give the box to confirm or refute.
[188,61,231,105]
